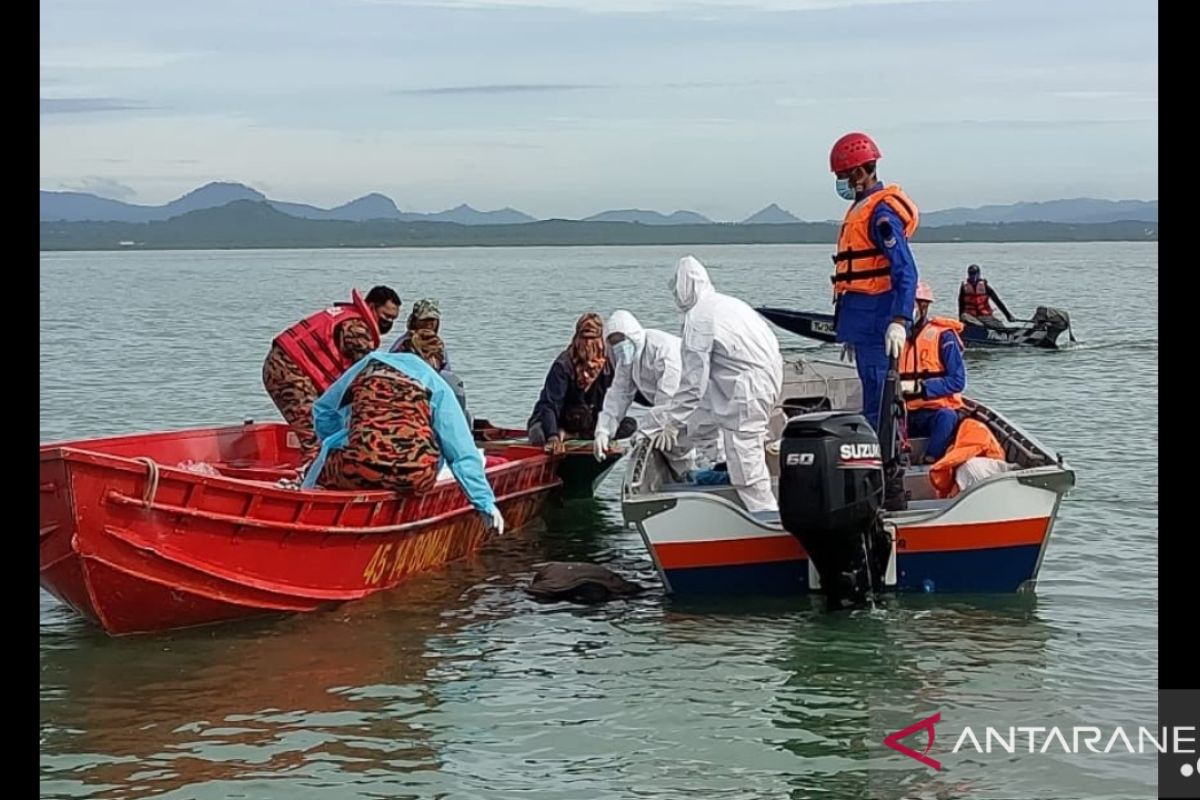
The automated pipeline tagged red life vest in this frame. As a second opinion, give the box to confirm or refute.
[273,290,381,392]
[831,184,919,297]
[900,316,965,412]
[961,279,993,317]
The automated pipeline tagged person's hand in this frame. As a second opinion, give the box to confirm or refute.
[482,506,506,535]
[885,322,906,359]
[649,424,680,452]
[840,343,855,364]
[592,430,611,462]
[545,435,566,455]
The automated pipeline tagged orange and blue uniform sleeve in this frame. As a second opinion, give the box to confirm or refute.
[870,203,918,324]
[923,331,966,398]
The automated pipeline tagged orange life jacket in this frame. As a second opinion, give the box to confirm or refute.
[928,417,1006,498]
[900,316,965,412]
[273,290,381,392]
[961,279,993,317]
[831,184,919,297]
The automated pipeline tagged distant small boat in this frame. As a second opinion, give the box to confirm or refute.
[755,306,1075,350]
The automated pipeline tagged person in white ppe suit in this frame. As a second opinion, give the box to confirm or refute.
[649,256,784,514]
[592,309,721,474]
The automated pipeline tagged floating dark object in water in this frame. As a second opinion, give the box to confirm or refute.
[525,562,646,604]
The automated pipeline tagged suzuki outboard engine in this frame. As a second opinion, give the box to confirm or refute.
[778,411,893,609]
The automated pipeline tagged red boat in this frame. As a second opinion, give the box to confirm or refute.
[39,421,562,636]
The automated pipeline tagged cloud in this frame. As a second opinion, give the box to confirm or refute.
[361,0,973,12]
[40,97,155,114]
[393,83,603,95]
[40,44,199,71]
[59,176,139,201]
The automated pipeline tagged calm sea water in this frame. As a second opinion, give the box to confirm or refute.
[40,243,1158,799]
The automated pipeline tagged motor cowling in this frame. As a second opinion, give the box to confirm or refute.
[778,411,891,608]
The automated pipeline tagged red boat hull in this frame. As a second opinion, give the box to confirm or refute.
[40,422,561,636]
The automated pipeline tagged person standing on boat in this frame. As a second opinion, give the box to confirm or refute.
[900,281,967,463]
[302,351,505,535]
[958,264,1015,329]
[649,256,783,514]
[593,309,719,472]
[264,286,402,461]
[827,131,919,433]
[389,298,453,371]
[528,312,635,455]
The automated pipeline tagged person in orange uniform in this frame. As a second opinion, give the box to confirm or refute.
[899,281,966,462]
[827,131,920,433]
[263,286,401,460]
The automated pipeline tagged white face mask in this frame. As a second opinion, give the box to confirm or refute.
[612,339,636,365]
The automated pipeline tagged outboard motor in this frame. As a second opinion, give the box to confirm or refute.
[778,411,893,609]
[1033,305,1077,344]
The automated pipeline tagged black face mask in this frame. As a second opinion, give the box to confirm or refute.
[378,319,394,335]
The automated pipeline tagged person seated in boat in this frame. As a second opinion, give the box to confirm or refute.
[528,312,633,455]
[264,286,402,461]
[389,299,452,371]
[593,309,711,471]
[392,326,470,425]
[900,281,967,464]
[958,264,1014,330]
[648,256,783,515]
[302,351,505,534]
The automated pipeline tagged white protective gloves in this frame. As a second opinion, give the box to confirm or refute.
[483,506,506,536]
[649,423,680,453]
[593,429,611,462]
[885,322,907,359]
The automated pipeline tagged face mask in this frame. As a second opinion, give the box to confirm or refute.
[378,318,394,335]
[836,178,856,201]
[612,339,636,365]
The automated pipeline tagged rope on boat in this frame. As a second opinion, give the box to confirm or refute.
[133,457,160,506]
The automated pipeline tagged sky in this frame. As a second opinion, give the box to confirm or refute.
[39,0,1157,222]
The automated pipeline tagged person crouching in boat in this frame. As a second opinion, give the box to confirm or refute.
[592,309,706,472]
[900,281,967,464]
[390,298,453,371]
[648,256,784,514]
[528,312,632,455]
[264,286,402,461]
[302,351,505,534]
[393,324,471,426]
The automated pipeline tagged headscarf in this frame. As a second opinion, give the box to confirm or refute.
[407,298,441,332]
[569,312,607,390]
[400,328,446,371]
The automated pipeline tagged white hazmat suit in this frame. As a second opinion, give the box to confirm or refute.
[594,310,720,472]
[654,256,784,514]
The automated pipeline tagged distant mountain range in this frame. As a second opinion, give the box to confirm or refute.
[39,182,537,226]
[39,198,1158,251]
[38,181,1158,228]
[921,198,1158,226]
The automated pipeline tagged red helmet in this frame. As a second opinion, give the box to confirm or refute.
[829,132,882,174]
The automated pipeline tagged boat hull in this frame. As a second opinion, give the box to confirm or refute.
[620,360,1075,599]
[40,422,561,635]
[755,307,1069,350]
[628,468,1066,597]
[475,421,623,498]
